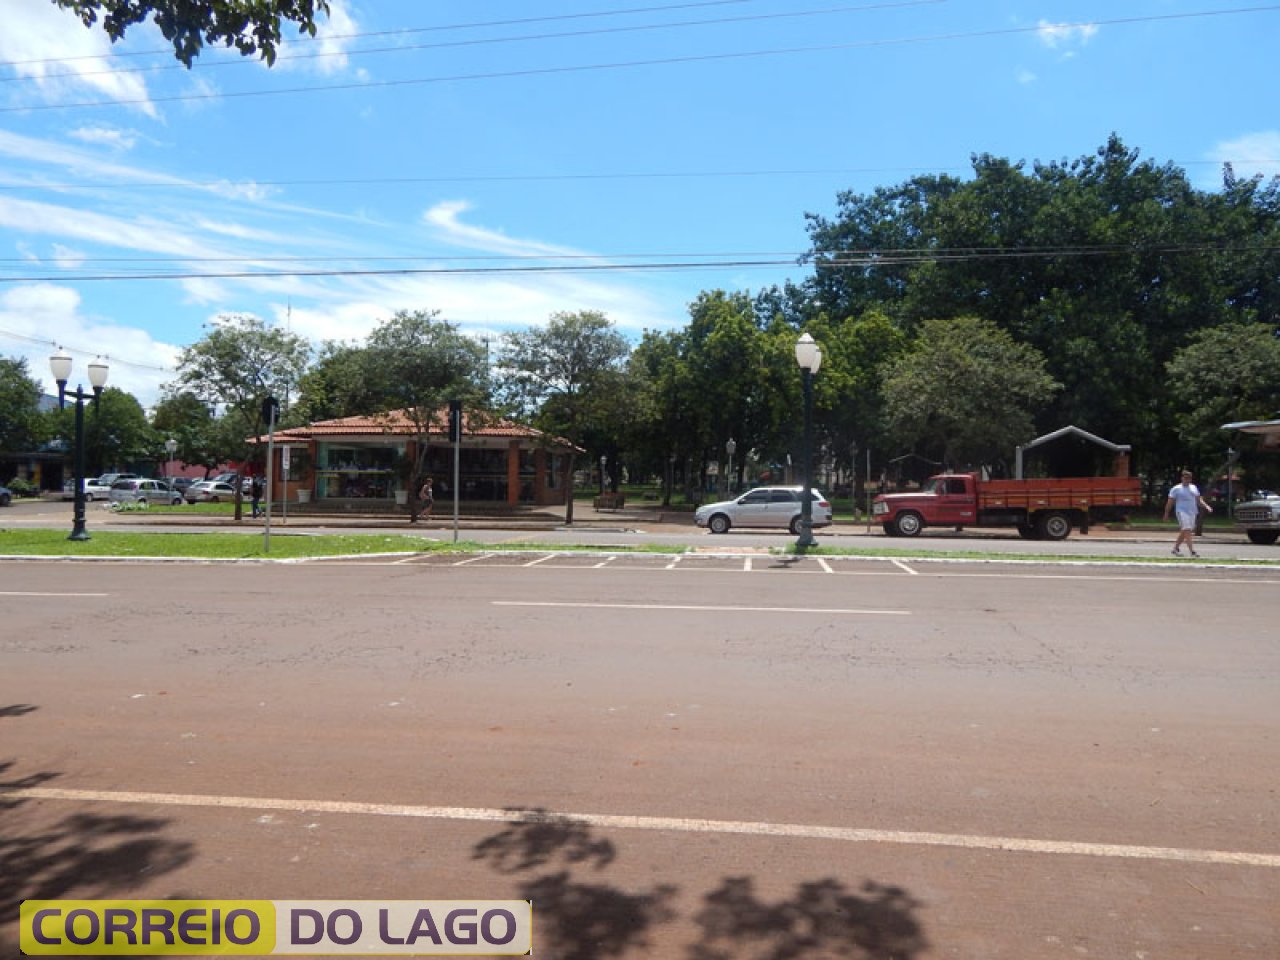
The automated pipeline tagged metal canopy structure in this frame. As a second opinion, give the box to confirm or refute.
[1222,418,1280,448]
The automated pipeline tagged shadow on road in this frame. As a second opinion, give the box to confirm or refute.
[473,808,928,959]
[0,705,196,957]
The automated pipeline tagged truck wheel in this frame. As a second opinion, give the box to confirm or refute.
[708,514,731,534]
[1016,523,1038,540]
[1246,530,1279,545]
[893,511,924,537]
[1037,511,1071,541]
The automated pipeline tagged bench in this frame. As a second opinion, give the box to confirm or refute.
[592,492,626,510]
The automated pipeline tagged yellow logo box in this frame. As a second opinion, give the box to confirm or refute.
[20,900,533,956]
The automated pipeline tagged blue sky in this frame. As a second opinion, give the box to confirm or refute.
[2,0,1278,408]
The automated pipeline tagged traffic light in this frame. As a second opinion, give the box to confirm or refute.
[448,399,462,443]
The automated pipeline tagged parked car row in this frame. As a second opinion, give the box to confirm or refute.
[58,474,248,504]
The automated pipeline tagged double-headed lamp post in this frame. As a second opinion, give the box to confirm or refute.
[794,332,822,550]
[725,438,736,496]
[50,350,108,541]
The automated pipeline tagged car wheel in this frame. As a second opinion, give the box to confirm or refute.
[209,496,220,502]
[0,493,10,506]
[893,511,924,537]
[708,514,731,534]
[84,491,94,501]
[1036,511,1071,541]
[789,514,805,535]
[1246,530,1279,545]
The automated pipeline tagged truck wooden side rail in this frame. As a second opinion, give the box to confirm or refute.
[872,473,1142,540]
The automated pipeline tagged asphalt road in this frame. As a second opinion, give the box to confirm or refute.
[2,551,1277,958]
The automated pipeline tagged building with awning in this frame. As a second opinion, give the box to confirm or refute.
[260,407,578,508]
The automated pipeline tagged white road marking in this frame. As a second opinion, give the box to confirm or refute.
[523,554,554,567]
[665,556,681,570]
[451,554,488,566]
[593,556,616,568]
[817,558,833,573]
[494,600,908,616]
[0,591,108,597]
[8,786,1278,869]
[744,557,753,572]
[891,559,919,575]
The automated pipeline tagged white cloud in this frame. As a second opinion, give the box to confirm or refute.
[0,283,178,406]
[1209,131,1280,180]
[68,126,140,151]
[274,0,361,76]
[0,0,157,116]
[1036,20,1098,50]
[1016,68,1037,85]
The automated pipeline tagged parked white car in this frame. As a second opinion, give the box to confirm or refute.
[695,486,833,535]
[62,477,116,501]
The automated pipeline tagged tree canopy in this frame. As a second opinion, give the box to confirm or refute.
[51,0,330,66]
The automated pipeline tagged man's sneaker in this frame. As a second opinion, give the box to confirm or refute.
[1189,550,1200,558]
[1171,548,1182,556]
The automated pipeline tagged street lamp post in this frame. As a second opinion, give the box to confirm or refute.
[725,438,736,496]
[50,350,108,541]
[165,437,177,479]
[600,454,608,495]
[794,333,822,550]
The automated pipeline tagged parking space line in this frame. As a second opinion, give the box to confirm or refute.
[9,786,1277,869]
[891,559,919,575]
[593,556,616,568]
[0,591,109,597]
[523,554,554,567]
[817,558,833,574]
[451,554,489,566]
[744,557,753,572]
[665,556,682,570]
[493,600,909,616]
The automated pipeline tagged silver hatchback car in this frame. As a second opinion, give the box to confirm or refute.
[109,478,183,506]
[695,486,833,535]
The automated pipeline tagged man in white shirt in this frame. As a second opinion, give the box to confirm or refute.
[1163,469,1212,557]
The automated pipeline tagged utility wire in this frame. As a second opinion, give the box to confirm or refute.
[2,243,1276,284]
[1,0,944,84]
[5,6,1278,114]
[0,0,754,68]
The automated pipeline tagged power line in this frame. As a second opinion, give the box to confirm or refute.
[2,243,1276,284]
[0,0,754,68]
[0,326,171,372]
[1,0,944,85]
[6,5,1278,114]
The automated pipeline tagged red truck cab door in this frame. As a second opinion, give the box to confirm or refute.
[935,476,976,526]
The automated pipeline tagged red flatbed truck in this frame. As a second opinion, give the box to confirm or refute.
[871,473,1142,540]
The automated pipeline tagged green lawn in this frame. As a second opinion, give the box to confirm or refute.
[0,529,441,559]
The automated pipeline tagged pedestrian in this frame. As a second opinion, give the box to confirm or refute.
[250,476,263,518]
[1163,469,1212,557]
[418,477,434,521]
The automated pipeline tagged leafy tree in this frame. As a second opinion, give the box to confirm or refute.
[0,357,45,457]
[151,391,220,476]
[882,316,1060,470]
[362,310,490,523]
[500,311,630,524]
[44,386,155,476]
[292,341,386,424]
[50,0,330,67]
[1166,323,1280,469]
[166,313,310,517]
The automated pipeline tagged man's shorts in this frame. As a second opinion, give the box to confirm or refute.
[1176,510,1197,531]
